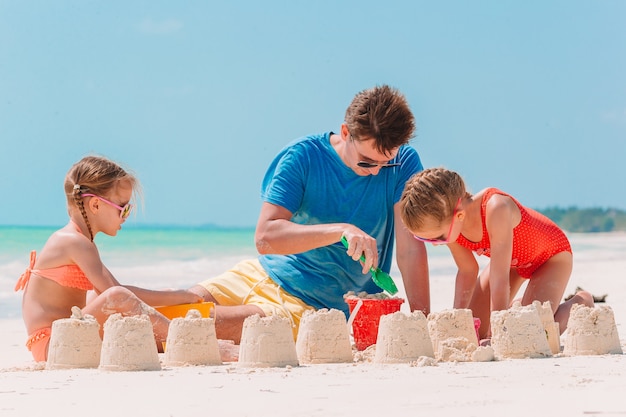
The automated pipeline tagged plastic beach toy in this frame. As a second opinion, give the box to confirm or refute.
[340,236,398,295]
[345,296,404,350]
[155,302,214,320]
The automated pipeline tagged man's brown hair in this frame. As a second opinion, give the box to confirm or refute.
[345,85,415,154]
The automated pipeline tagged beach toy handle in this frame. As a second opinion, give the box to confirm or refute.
[340,236,398,295]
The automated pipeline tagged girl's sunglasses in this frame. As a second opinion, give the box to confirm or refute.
[81,193,133,219]
[413,198,462,244]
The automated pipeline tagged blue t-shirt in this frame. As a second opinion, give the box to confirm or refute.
[258,132,423,316]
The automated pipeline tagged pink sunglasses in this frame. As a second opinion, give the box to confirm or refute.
[81,193,133,219]
[413,198,462,244]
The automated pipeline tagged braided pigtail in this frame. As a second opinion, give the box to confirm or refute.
[73,184,94,241]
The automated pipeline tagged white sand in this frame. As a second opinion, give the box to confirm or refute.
[1,233,626,416]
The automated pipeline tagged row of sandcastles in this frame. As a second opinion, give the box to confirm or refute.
[45,295,623,371]
[46,307,222,371]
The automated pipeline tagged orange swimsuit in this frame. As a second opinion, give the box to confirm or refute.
[15,250,94,292]
[455,188,572,279]
[15,250,93,362]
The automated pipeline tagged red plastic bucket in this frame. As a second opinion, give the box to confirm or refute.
[345,297,405,350]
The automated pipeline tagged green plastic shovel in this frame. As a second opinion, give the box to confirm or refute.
[340,236,399,295]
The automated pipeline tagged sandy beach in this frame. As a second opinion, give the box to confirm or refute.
[1,233,625,417]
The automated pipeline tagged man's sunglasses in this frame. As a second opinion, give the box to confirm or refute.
[356,161,401,169]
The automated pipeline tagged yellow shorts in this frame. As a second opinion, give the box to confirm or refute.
[197,259,315,338]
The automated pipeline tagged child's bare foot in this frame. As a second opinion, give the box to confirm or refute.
[218,339,239,362]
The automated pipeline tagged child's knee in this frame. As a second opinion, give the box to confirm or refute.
[573,290,594,308]
[101,286,142,313]
[102,285,133,300]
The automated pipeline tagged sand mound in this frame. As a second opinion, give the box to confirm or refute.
[374,310,434,363]
[296,309,353,364]
[99,314,161,371]
[164,309,222,366]
[491,303,552,360]
[436,337,475,362]
[563,304,622,356]
[427,308,482,361]
[238,314,299,368]
[46,306,102,370]
[532,300,561,354]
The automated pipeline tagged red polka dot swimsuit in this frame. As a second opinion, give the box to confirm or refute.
[455,188,572,279]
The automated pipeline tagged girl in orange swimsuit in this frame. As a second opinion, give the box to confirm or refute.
[399,167,594,340]
[15,156,202,362]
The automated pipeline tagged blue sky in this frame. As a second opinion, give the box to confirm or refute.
[1,1,624,227]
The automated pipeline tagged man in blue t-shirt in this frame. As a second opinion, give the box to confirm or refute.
[190,85,429,344]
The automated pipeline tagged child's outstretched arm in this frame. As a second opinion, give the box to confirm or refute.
[449,243,479,309]
[97,264,203,306]
[122,285,203,307]
[484,195,518,312]
[77,250,202,307]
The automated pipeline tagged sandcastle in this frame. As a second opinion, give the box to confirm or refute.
[46,306,102,370]
[374,310,434,363]
[491,303,552,360]
[427,308,481,361]
[563,304,622,356]
[295,309,353,364]
[99,314,161,371]
[164,309,222,367]
[238,314,299,368]
[532,300,561,354]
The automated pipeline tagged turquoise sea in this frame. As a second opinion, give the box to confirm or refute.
[2,225,624,320]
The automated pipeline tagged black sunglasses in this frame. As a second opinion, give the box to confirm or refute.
[349,132,401,169]
[356,161,401,169]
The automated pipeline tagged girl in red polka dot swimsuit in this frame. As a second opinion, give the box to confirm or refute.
[399,167,594,340]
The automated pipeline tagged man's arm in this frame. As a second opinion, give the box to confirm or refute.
[394,203,430,315]
[255,202,381,274]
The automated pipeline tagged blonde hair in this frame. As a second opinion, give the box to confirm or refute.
[64,156,139,241]
[399,167,469,232]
